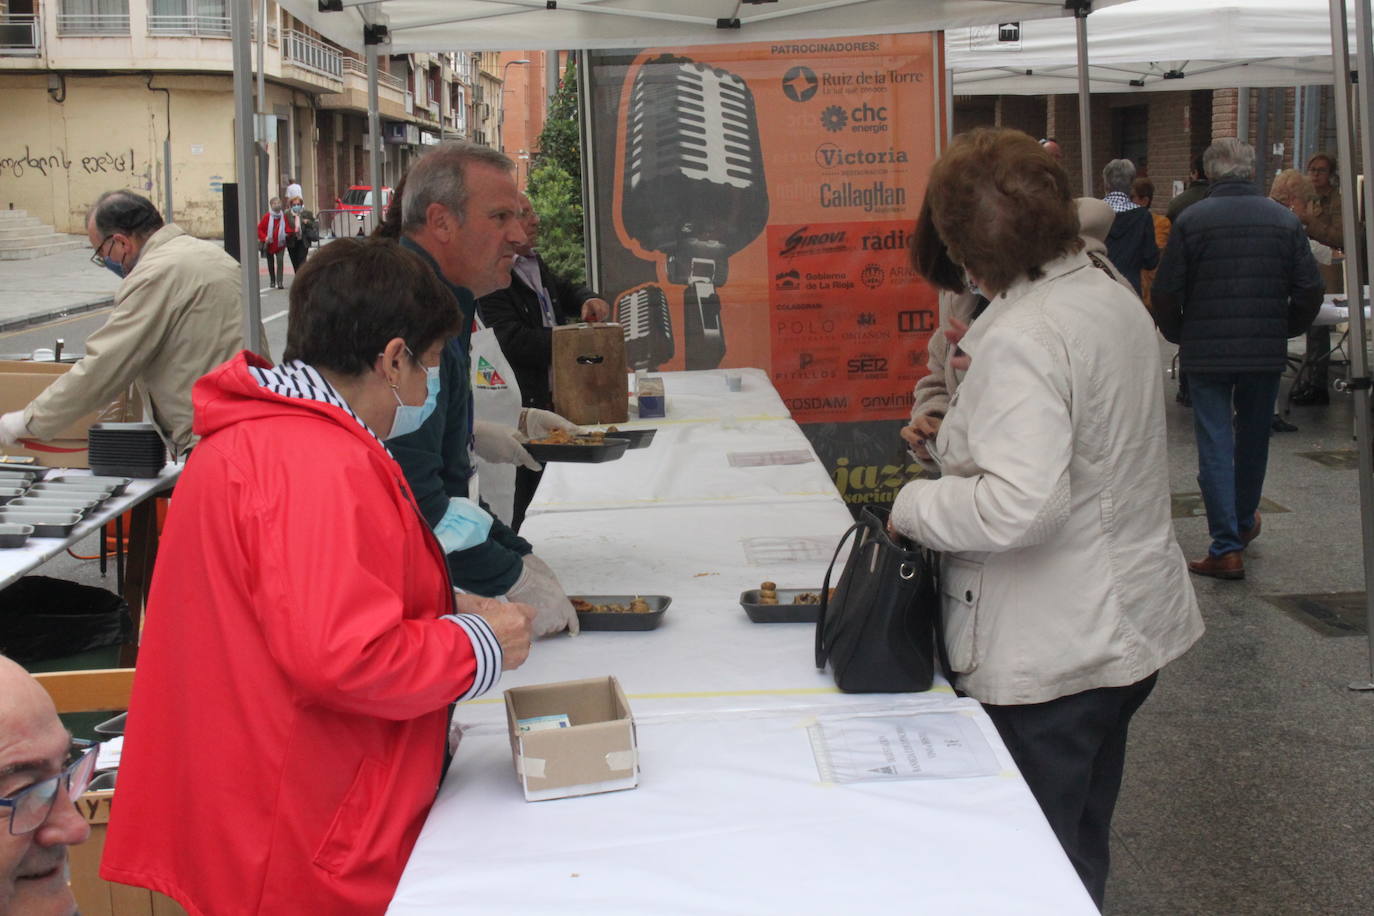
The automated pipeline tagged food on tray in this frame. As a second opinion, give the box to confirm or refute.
[572,596,655,614]
[753,581,827,606]
[531,427,613,447]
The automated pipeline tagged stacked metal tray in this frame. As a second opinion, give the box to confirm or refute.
[0,474,130,547]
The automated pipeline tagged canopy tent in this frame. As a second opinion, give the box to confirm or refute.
[293,0,1135,54]
[948,0,1356,94]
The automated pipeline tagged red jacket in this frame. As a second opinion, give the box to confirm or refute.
[101,353,501,915]
[256,211,291,253]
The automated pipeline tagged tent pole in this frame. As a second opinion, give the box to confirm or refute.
[232,0,262,356]
[367,42,383,231]
[1236,87,1249,143]
[1074,8,1093,196]
[1327,0,1374,691]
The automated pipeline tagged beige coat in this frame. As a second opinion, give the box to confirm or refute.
[24,225,264,457]
[891,250,1203,705]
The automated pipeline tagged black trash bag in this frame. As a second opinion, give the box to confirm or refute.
[0,576,132,665]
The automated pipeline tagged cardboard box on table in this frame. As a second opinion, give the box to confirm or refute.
[504,675,639,801]
[0,361,137,468]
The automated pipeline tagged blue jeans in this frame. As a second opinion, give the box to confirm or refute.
[1190,372,1281,556]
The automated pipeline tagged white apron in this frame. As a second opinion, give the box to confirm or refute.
[470,315,524,526]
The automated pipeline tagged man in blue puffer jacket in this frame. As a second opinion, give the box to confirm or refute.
[1153,138,1324,581]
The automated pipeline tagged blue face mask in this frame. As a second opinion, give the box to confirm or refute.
[102,257,126,278]
[385,365,441,440]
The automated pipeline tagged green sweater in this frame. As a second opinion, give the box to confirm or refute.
[389,238,531,596]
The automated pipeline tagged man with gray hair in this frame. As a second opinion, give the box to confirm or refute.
[0,654,94,916]
[1153,138,1324,580]
[0,190,262,457]
[388,141,579,636]
[1102,158,1158,294]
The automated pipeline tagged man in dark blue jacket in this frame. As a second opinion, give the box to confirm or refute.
[390,142,578,635]
[1153,138,1324,581]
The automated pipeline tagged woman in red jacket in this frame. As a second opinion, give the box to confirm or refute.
[101,238,536,915]
[256,197,289,289]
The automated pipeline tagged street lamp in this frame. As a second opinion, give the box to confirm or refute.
[499,59,531,152]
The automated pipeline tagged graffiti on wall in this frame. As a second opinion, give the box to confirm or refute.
[0,146,137,179]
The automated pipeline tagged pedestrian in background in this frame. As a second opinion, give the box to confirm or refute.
[1153,138,1324,580]
[1102,158,1158,295]
[257,196,289,289]
[1130,176,1171,310]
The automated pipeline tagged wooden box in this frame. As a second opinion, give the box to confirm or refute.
[551,323,629,425]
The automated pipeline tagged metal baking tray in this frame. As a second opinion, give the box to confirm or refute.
[0,510,82,537]
[572,594,671,631]
[27,484,116,503]
[0,523,34,548]
[740,588,825,624]
[45,475,131,495]
[526,437,631,464]
[0,486,27,505]
[585,428,656,449]
[0,466,46,483]
[7,496,102,517]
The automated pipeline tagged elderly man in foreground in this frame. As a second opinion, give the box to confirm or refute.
[1153,138,1324,580]
[0,654,95,916]
[0,190,261,458]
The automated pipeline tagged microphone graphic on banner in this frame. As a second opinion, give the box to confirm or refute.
[616,285,674,371]
[619,54,769,370]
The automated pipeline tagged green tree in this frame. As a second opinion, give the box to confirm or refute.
[526,58,587,284]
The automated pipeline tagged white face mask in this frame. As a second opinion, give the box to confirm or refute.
[385,365,441,440]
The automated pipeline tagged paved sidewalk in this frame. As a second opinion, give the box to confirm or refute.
[0,241,291,334]
[0,246,121,332]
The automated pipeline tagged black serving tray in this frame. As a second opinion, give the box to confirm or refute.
[573,594,671,631]
[586,428,656,449]
[89,462,164,479]
[526,437,630,464]
[740,588,825,624]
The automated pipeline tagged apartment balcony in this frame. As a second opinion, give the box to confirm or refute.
[318,55,410,121]
[0,15,40,55]
[57,12,129,37]
[281,28,342,91]
[146,14,230,38]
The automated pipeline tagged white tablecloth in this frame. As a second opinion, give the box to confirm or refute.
[390,371,1096,916]
[396,705,1095,916]
[531,369,833,514]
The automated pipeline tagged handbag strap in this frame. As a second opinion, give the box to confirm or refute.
[813,516,868,670]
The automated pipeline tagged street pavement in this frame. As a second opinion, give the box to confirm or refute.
[0,240,291,343]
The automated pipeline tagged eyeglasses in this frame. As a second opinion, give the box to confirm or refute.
[1,741,98,835]
[89,234,116,267]
[1308,166,1332,175]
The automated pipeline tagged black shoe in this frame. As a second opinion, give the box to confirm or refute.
[1290,386,1329,406]
[1271,415,1299,433]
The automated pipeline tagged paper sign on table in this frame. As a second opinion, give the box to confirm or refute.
[727,449,816,468]
[808,712,1001,783]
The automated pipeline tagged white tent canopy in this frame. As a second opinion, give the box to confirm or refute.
[293,0,1135,54]
[949,0,1356,94]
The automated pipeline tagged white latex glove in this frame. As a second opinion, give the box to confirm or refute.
[519,408,580,441]
[505,553,579,637]
[433,497,494,554]
[0,410,31,447]
[472,419,541,470]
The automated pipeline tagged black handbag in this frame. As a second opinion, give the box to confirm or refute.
[814,506,938,693]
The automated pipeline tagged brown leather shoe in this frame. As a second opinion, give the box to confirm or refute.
[1189,551,1245,580]
[1241,511,1262,547]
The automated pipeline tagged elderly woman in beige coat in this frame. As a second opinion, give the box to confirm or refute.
[901,196,1134,469]
[890,128,1203,909]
